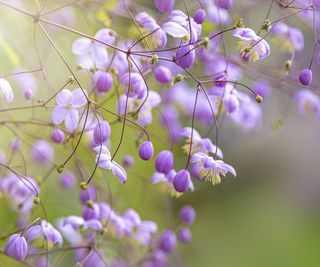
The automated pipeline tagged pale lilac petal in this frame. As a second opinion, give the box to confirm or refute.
[111,161,127,184]
[151,172,166,184]
[65,109,79,132]
[71,88,87,107]
[0,78,14,103]
[91,45,108,65]
[93,145,111,156]
[72,38,92,55]
[56,89,72,106]
[85,219,103,231]
[163,21,188,38]
[26,225,42,242]
[52,106,68,124]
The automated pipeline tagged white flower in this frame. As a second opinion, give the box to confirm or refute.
[0,78,14,103]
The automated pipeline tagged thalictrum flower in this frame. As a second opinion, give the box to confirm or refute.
[52,88,88,132]
[4,234,28,261]
[233,28,270,61]
[191,152,236,185]
[93,145,127,184]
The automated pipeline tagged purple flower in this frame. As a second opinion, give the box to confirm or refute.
[175,45,196,69]
[10,138,21,152]
[191,152,236,185]
[0,78,14,103]
[93,120,111,144]
[138,141,154,161]
[271,22,304,52]
[233,28,270,61]
[215,0,233,9]
[52,88,88,132]
[75,248,106,267]
[179,205,196,224]
[158,230,176,253]
[154,66,172,84]
[136,12,167,48]
[295,89,320,116]
[4,234,28,261]
[181,127,223,158]
[63,216,102,232]
[26,220,63,247]
[178,227,192,243]
[155,150,174,174]
[51,129,65,144]
[299,69,313,86]
[154,0,175,13]
[31,140,54,165]
[252,80,271,100]
[194,9,206,24]
[163,10,201,42]
[93,145,127,184]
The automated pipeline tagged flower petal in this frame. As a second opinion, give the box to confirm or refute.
[56,89,72,106]
[72,38,92,55]
[52,106,68,125]
[71,88,87,107]
[64,109,79,132]
[0,78,14,103]
[163,21,188,38]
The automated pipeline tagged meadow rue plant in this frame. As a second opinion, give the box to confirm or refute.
[0,0,319,265]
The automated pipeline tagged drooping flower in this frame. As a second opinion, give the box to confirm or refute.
[299,69,313,86]
[51,129,65,144]
[52,88,88,132]
[154,0,175,13]
[138,141,154,160]
[0,78,14,103]
[157,230,177,253]
[174,45,196,69]
[180,127,223,158]
[26,220,63,248]
[93,120,111,144]
[271,22,304,52]
[155,150,174,174]
[93,145,127,184]
[233,28,270,61]
[191,152,236,185]
[4,234,28,261]
[135,12,167,48]
[179,205,196,224]
[31,140,54,165]
[178,227,192,243]
[295,89,320,116]
[193,9,206,24]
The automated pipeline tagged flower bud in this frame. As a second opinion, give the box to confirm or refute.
[173,169,191,193]
[158,230,176,253]
[138,141,154,160]
[10,138,21,152]
[154,66,172,84]
[4,234,28,261]
[215,0,233,9]
[31,140,54,165]
[51,129,65,144]
[175,45,196,69]
[154,0,175,13]
[60,171,75,189]
[178,227,192,243]
[155,150,174,174]
[193,9,206,24]
[122,155,135,167]
[93,120,111,144]
[179,205,196,224]
[299,68,313,86]
[96,72,113,93]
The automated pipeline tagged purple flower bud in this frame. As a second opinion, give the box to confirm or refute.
[215,0,233,9]
[158,230,176,253]
[122,155,135,167]
[155,150,174,174]
[173,169,191,193]
[96,72,113,93]
[138,141,154,161]
[80,185,97,204]
[93,120,111,144]
[24,89,34,100]
[179,205,196,224]
[154,66,172,84]
[60,171,75,189]
[31,140,54,165]
[154,0,175,13]
[193,9,206,24]
[4,234,28,261]
[10,138,21,152]
[178,227,192,243]
[83,202,100,221]
[299,69,313,86]
[175,45,196,69]
[51,129,65,144]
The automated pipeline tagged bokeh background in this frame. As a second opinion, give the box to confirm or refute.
[0,1,320,266]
